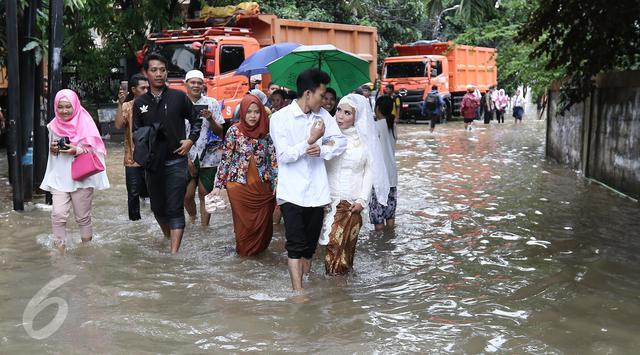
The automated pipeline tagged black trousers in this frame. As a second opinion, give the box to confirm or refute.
[427,112,439,129]
[146,158,188,230]
[125,166,148,221]
[484,108,494,124]
[281,203,324,259]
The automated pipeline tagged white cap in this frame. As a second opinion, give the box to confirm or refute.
[250,89,268,105]
[185,70,204,82]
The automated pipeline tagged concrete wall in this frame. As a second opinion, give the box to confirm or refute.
[547,71,640,199]
[546,92,585,170]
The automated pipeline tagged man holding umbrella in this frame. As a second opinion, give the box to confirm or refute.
[270,69,347,292]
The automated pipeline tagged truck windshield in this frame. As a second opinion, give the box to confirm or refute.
[384,62,427,78]
[151,43,201,78]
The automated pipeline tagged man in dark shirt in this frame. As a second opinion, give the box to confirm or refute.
[133,53,202,254]
[383,84,402,122]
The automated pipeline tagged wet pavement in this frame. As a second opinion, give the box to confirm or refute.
[1,116,639,353]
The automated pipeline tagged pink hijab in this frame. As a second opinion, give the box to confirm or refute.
[49,89,106,155]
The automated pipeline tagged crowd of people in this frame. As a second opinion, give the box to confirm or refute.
[39,50,530,292]
[460,84,524,130]
[41,53,401,292]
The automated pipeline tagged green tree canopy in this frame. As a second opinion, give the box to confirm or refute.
[517,0,640,111]
[2,0,534,101]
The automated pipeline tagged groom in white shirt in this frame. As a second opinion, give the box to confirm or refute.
[270,69,347,292]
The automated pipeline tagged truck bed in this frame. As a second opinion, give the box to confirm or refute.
[235,15,378,81]
[395,42,497,93]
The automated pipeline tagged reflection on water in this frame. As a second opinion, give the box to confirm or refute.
[1,118,639,353]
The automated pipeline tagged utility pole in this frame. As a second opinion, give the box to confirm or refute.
[5,0,24,210]
[32,0,47,196]
[20,0,39,201]
[45,0,64,205]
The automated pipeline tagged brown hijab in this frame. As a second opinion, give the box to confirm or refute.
[235,94,269,139]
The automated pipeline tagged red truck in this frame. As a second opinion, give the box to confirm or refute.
[380,41,497,121]
[137,14,377,119]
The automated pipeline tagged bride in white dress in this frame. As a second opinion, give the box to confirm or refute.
[320,94,390,275]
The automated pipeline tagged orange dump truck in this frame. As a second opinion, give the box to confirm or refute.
[139,14,377,119]
[380,41,497,121]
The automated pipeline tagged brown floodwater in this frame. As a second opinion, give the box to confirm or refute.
[1,116,639,353]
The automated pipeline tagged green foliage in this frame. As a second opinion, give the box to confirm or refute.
[0,0,85,66]
[22,39,43,65]
[453,0,562,97]
[6,0,595,109]
[518,0,640,112]
[59,0,183,103]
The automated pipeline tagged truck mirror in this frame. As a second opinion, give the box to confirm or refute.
[203,43,217,59]
[205,59,215,77]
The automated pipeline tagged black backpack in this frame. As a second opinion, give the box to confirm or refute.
[425,92,439,111]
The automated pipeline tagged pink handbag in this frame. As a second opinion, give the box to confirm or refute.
[72,152,105,181]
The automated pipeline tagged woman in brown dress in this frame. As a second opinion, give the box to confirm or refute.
[209,95,278,256]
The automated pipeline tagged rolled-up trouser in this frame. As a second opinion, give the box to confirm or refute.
[146,158,188,230]
[125,166,148,221]
[51,188,94,243]
[281,203,324,259]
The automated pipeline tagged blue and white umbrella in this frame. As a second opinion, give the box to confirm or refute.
[235,42,301,77]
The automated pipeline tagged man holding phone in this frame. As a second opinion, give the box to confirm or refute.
[183,70,225,226]
[115,74,149,221]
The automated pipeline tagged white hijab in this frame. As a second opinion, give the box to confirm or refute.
[338,94,390,206]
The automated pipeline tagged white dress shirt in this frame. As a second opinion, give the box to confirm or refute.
[270,100,347,207]
[512,95,525,108]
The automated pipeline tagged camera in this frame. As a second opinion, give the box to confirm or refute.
[57,137,70,150]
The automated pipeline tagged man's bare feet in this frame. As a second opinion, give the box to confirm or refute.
[290,290,310,304]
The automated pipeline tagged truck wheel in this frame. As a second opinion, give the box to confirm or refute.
[446,98,453,122]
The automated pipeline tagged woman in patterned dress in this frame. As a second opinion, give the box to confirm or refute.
[209,95,278,256]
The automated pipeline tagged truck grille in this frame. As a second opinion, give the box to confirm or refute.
[397,89,425,119]
[398,89,424,103]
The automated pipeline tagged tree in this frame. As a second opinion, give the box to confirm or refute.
[65,0,184,103]
[452,0,563,98]
[259,0,430,68]
[517,0,640,112]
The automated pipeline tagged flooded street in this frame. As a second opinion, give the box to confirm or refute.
[1,117,639,353]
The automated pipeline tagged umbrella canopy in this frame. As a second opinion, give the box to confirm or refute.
[266,44,370,97]
[235,42,301,77]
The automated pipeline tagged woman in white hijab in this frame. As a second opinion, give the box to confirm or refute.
[320,94,390,275]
